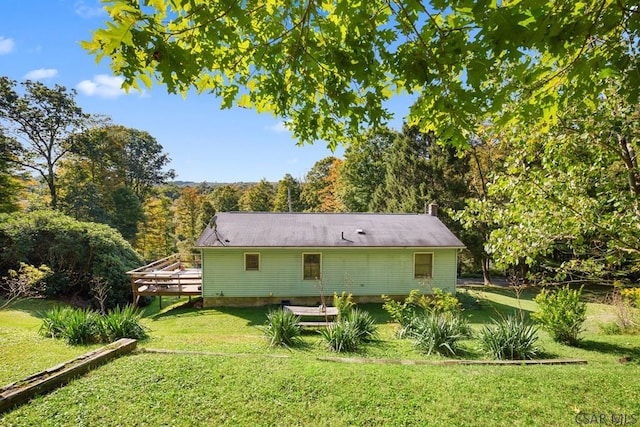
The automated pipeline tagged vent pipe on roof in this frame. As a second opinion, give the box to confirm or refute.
[428,203,438,217]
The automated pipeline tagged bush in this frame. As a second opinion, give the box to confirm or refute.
[532,285,586,345]
[382,290,420,326]
[421,288,462,315]
[100,305,148,341]
[333,291,355,321]
[0,210,143,308]
[477,315,540,360]
[620,287,640,308]
[262,309,302,347]
[400,312,472,356]
[382,288,463,331]
[319,321,361,353]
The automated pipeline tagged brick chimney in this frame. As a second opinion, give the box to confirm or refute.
[428,203,438,217]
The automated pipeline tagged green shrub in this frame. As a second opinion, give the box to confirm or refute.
[532,285,586,345]
[100,305,148,341]
[383,289,462,331]
[333,291,355,321]
[477,315,540,360]
[262,309,303,347]
[620,287,640,308]
[0,210,143,308]
[401,312,472,356]
[319,321,361,353]
[347,308,378,343]
[421,288,462,315]
[381,289,421,326]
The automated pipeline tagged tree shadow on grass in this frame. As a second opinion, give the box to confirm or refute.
[577,339,640,364]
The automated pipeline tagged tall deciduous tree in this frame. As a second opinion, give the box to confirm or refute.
[120,127,176,199]
[57,124,172,238]
[84,1,639,148]
[273,173,303,212]
[239,179,275,212]
[135,196,175,260]
[0,132,22,213]
[479,86,640,283]
[0,77,90,209]
[174,186,204,254]
[209,184,241,212]
[371,126,432,213]
[300,157,340,212]
[339,128,396,212]
[317,158,346,213]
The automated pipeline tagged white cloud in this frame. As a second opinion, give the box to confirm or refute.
[74,1,106,18]
[76,74,128,99]
[24,68,58,80]
[267,121,290,133]
[0,37,15,55]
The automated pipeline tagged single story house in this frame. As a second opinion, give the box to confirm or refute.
[194,209,465,307]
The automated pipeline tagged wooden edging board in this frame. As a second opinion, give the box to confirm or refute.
[140,347,290,359]
[317,356,588,366]
[0,338,137,413]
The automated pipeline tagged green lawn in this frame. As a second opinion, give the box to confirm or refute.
[1,289,639,426]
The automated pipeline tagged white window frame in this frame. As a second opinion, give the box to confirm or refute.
[302,253,322,280]
[244,253,260,271]
[413,252,434,279]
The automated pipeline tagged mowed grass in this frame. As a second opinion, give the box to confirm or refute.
[0,300,102,385]
[1,288,640,426]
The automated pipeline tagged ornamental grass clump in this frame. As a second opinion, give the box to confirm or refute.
[401,312,472,356]
[320,309,379,352]
[100,305,148,341]
[346,308,379,343]
[40,307,101,345]
[477,314,540,360]
[262,308,303,348]
[40,304,148,345]
[319,321,361,352]
[532,285,586,346]
[39,305,72,340]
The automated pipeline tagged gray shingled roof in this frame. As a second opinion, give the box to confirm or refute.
[195,212,465,248]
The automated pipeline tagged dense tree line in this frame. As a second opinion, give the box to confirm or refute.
[3,52,640,311]
[0,77,175,308]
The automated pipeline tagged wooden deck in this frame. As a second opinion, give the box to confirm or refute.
[127,254,202,307]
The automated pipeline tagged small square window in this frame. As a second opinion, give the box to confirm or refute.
[245,253,260,271]
[414,253,433,279]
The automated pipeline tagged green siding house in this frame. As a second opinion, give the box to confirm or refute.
[195,210,465,307]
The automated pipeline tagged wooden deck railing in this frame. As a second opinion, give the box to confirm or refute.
[127,253,203,307]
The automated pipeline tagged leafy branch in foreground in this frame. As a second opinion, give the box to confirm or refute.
[83,1,639,149]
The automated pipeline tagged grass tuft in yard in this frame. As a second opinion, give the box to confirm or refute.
[262,308,303,348]
[477,314,540,360]
[400,312,472,356]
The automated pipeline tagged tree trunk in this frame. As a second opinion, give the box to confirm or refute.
[482,256,492,286]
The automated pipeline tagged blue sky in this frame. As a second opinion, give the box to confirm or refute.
[1,1,413,183]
